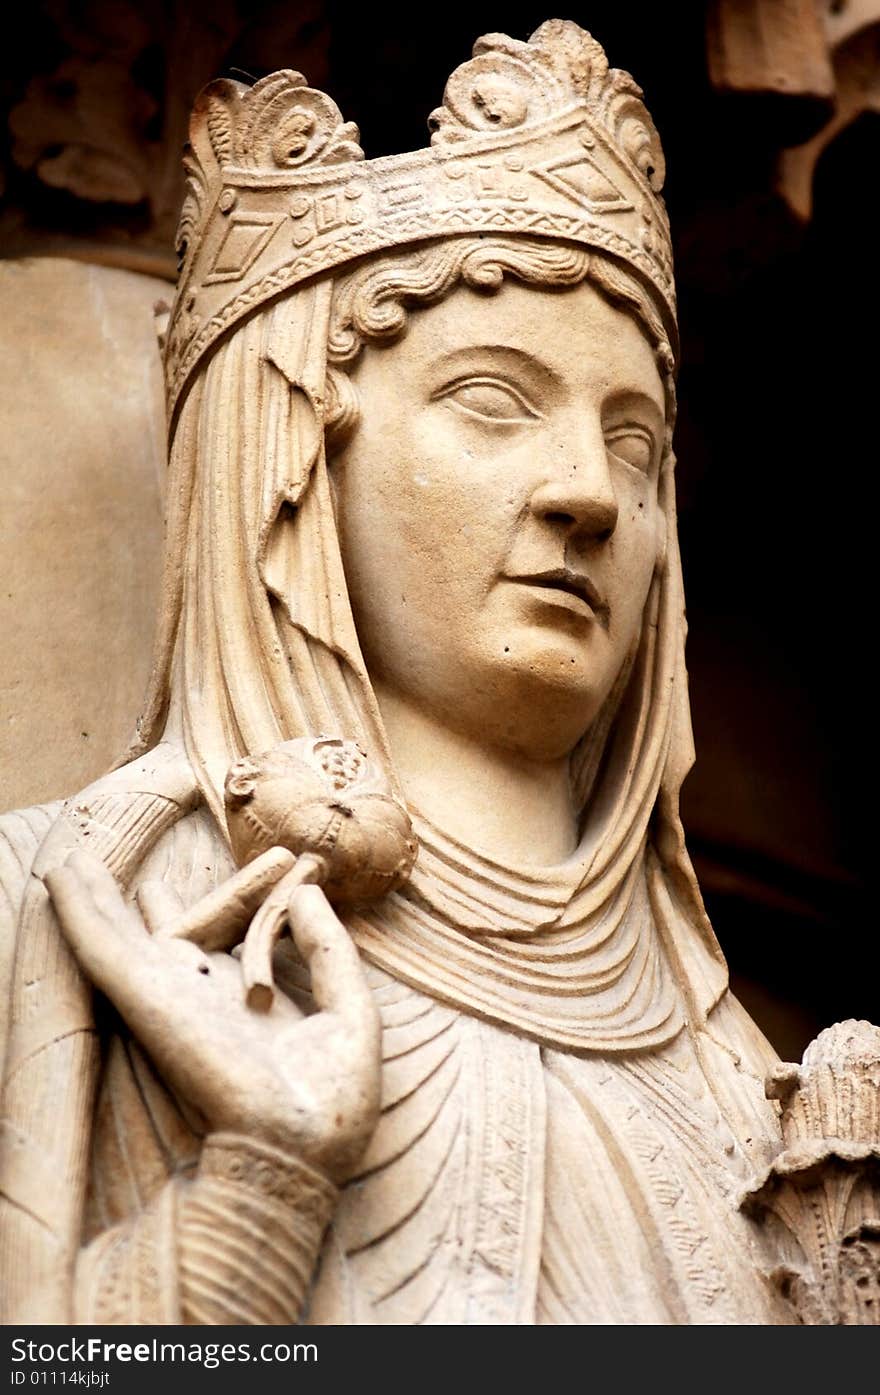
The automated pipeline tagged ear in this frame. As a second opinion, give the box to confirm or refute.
[324,365,360,459]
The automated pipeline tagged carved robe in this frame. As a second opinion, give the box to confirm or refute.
[1,787,788,1325]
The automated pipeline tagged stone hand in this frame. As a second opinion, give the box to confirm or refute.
[44,849,382,1181]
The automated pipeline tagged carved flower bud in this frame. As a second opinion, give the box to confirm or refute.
[767,1020,880,1150]
[224,737,417,903]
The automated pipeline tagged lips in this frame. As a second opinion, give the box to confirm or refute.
[506,567,609,625]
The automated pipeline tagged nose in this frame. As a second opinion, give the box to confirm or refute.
[528,423,619,541]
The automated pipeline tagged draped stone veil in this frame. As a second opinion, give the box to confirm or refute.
[130,268,730,1048]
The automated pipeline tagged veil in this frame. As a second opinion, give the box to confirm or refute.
[126,268,730,1052]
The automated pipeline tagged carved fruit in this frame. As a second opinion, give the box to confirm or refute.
[225,736,417,903]
[225,738,417,1011]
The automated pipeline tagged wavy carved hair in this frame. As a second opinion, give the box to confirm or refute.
[321,237,676,456]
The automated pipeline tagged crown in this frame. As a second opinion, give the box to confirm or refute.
[165,19,676,423]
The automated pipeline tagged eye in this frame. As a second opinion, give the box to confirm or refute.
[604,424,656,473]
[434,376,541,424]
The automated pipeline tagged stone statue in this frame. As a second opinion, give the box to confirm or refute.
[1,19,877,1326]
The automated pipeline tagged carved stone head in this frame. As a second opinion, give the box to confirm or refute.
[137,21,686,852]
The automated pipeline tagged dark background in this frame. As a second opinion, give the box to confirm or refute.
[1,1,875,1055]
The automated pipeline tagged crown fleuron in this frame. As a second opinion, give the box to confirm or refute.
[165,19,676,423]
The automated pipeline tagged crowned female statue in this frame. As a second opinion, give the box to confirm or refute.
[1,20,877,1326]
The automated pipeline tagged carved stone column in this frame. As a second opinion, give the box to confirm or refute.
[742,1021,880,1324]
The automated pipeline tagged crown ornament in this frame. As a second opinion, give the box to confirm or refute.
[165,19,676,423]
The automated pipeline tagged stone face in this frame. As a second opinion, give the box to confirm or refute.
[0,258,166,810]
[0,19,877,1327]
[331,274,667,865]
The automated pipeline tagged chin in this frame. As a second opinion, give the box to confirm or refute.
[483,645,607,760]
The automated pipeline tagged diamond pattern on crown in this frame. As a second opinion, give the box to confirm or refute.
[165,19,676,424]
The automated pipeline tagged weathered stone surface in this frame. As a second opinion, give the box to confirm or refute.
[0,0,330,273]
[707,0,834,128]
[777,20,880,219]
[0,258,165,809]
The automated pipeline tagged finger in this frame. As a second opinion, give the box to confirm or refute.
[240,884,290,1013]
[47,858,217,1045]
[240,856,324,1012]
[137,880,185,935]
[48,850,147,948]
[165,846,296,951]
[43,854,152,992]
[288,885,378,1039]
